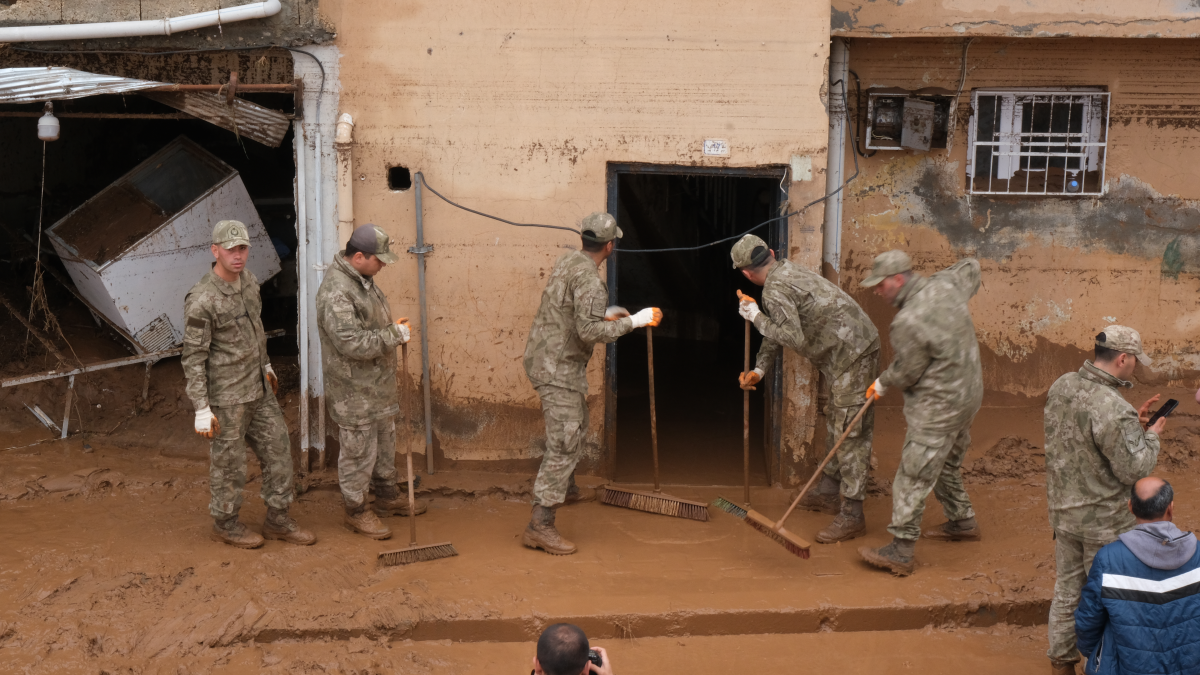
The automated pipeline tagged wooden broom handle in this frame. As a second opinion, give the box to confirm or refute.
[775,397,874,529]
[403,342,417,546]
[647,326,660,493]
[743,318,751,506]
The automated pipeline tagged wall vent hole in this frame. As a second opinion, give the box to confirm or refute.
[388,166,412,191]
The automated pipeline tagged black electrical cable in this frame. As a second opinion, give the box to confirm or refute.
[416,172,581,235]
[847,69,876,158]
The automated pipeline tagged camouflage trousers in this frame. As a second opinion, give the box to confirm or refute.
[209,394,294,520]
[1048,529,1109,665]
[532,384,588,508]
[886,421,976,541]
[337,417,399,506]
[821,349,879,501]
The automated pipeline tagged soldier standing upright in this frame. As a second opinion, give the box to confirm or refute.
[1043,326,1163,675]
[731,234,880,543]
[857,250,982,576]
[316,224,425,541]
[522,212,661,555]
[183,220,314,549]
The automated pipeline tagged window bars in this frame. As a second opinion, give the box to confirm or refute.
[966,89,1109,196]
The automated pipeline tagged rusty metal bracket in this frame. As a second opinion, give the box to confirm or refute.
[226,71,238,106]
[407,244,434,255]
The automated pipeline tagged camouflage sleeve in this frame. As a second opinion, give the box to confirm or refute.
[181,292,213,411]
[752,290,807,368]
[878,317,931,391]
[754,336,781,374]
[1093,403,1161,485]
[945,258,982,299]
[573,276,632,344]
[318,290,403,360]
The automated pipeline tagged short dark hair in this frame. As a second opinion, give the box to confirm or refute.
[581,235,610,253]
[1095,333,1120,363]
[346,241,367,259]
[1131,480,1173,520]
[536,623,589,675]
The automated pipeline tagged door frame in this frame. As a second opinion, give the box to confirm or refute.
[602,162,789,483]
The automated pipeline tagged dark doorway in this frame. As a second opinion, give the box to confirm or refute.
[605,165,787,486]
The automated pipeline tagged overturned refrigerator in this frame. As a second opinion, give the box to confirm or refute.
[47,136,281,353]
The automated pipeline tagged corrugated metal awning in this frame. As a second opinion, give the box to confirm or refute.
[144,91,289,148]
[0,67,162,103]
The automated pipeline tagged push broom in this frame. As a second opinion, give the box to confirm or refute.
[713,312,754,519]
[602,325,709,521]
[715,396,875,560]
[379,335,458,566]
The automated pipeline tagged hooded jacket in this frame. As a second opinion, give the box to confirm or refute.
[1076,521,1200,674]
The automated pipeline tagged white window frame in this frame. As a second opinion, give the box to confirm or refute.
[966,88,1110,196]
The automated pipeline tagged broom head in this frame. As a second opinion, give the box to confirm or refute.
[711,496,748,520]
[602,486,709,521]
[745,509,811,559]
[377,541,458,566]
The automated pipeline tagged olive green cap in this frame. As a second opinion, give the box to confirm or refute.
[730,234,770,269]
[1097,325,1152,367]
[580,212,623,243]
[212,220,251,249]
[348,223,399,264]
[860,250,913,287]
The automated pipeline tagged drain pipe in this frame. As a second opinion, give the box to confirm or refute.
[822,38,849,282]
[334,113,355,246]
[0,0,281,42]
[293,119,310,473]
[412,173,435,475]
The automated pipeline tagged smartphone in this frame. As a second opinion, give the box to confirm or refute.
[1147,399,1179,427]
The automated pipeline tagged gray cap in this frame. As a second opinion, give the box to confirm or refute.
[730,234,770,269]
[1098,325,1152,366]
[212,220,251,249]
[860,250,913,287]
[580,212,623,243]
[347,224,398,264]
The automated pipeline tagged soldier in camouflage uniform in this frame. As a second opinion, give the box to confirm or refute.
[183,220,314,549]
[1043,326,1163,675]
[731,235,880,543]
[856,250,983,576]
[522,212,662,555]
[317,224,425,540]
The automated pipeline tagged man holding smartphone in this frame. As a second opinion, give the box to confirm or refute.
[1043,325,1165,675]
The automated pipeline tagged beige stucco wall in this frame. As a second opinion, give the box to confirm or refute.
[320,0,833,477]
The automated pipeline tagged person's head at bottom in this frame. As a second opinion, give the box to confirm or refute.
[532,623,612,675]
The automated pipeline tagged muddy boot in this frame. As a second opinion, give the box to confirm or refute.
[372,483,428,517]
[522,504,577,555]
[1049,662,1078,675]
[923,516,981,541]
[262,507,316,546]
[344,500,392,540]
[562,485,596,506]
[858,537,916,576]
[816,498,866,544]
[792,473,840,515]
[210,516,264,549]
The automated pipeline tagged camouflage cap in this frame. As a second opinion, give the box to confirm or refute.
[347,223,399,264]
[1097,325,1152,366]
[580,212,623,243]
[860,250,913,287]
[212,220,251,249]
[730,234,771,269]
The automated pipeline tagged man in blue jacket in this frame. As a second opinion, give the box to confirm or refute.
[1076,477,1200,674]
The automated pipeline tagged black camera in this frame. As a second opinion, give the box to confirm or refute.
[587,649,603,670]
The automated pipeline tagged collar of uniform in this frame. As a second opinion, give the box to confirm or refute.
[210,270,244,295]
[764,258,785,281]
[894,273,927,308]
[1080,360,1133,389]
[335,251,373,290]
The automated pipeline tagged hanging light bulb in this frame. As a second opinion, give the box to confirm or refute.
[37,102,59,142]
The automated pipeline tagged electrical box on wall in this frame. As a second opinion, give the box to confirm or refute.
[865,89,953,152]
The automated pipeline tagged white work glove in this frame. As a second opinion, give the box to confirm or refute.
[738,296,761,323]
[390,318,411,344]
[195,406,219,439]
[866,378,886,401]
[264,364,279,395]
[629,307,663,328]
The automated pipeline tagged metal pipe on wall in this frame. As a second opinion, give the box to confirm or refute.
[413,174,436,475]
[313,105,327,470]
[822,38,849,280]
[294,119,310,473]
[334,113,355,247]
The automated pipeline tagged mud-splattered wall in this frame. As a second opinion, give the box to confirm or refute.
[319,0,833,478]
[842,38,1200,405]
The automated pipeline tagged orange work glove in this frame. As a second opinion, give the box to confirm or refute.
[392,317,411,343]
[264,364,279,396]
[739,369,764,391]
[195,407,220,439]
[865,378,886,401]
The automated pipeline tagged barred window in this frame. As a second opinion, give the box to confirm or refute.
[966,89,1109,196]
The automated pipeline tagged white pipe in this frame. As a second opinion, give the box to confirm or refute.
[822,38,849,277]
[294,119,310,472]
[335,113,355,246]
[0,0,282,43]
[313,103,326,463]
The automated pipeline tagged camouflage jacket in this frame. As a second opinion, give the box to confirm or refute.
[879,259,983,435]
[182,269,271,410]
[753,259,880,385]
[316,253,404,427]
[1044,361,1160,542]
[524,250,633,393]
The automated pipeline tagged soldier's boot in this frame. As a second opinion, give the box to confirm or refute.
[210,516,264,549]
[262,507,316,546]
[815,498,866,544]
[372,483,428,517]
[792,473,840,515]
[561,484,596,506]
[343,499,392,540]
[922,516,981,541]
[522,505,577,555]
[1050,661,1079,675]
[858,537,917,576]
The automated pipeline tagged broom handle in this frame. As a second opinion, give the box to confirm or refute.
[743,318,751,506]
[647,326,660,493]
[774,397,874,530]
[403,342,417,546]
